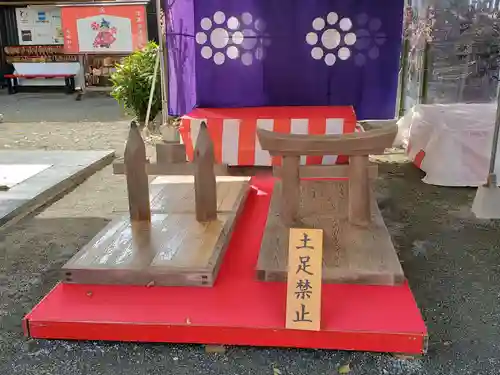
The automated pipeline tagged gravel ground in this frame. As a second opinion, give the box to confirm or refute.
[1,94,500,375]
[0,91,127,123]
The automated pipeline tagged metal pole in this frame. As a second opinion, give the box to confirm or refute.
[145,48,160,130]
[155,0,169,128]
[487,81,500,186]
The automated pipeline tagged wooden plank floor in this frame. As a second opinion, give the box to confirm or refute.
[149,176,250,213]
[257,180,404,286]
[63,177,249,287]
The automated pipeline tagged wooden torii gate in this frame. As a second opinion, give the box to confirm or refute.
[256,124,397,227]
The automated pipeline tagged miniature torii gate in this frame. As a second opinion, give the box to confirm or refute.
[256,124,397,227]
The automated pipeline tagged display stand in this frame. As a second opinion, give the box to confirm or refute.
[23,118,428,355]
[77,53,125,100]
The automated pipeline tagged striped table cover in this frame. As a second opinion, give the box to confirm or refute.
[179,106,357,166]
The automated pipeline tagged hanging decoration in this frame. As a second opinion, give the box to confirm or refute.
[166,0,404,120]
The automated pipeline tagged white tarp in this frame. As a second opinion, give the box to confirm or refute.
[396,103,500,187]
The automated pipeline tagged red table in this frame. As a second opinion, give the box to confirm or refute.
[179,106,357,166]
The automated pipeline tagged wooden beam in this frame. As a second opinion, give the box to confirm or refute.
[114,162,378,179]
[114,160,224,176]
[113,161,274,176]
[194,121,217,222]
[348,155,371,226]
[281,155,300,226]
[124,121,151,222]
[156,142,187,164]
[257,124,397,156]
[274,164,378,179]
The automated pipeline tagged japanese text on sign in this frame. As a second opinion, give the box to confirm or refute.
[285,228,323,331]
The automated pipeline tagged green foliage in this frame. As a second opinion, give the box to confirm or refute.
[111,41,161,124]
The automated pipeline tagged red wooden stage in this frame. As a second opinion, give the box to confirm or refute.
[23,176,427,354]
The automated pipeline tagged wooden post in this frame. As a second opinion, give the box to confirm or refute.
[124,121,151,222]
[348,155,371,226]
[194,121,217,222]
[156,141,186,164]
[281,155,300,226]
[130,221,154,269]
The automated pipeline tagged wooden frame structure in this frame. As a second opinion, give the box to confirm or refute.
[62,121,250,287]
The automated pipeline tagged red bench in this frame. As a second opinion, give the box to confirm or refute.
[4,74,76,94]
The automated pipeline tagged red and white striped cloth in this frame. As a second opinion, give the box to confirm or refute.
[179,106,357,166]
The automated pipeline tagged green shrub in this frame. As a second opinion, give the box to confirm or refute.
[111,41,161,126]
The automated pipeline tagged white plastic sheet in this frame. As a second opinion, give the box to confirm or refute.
[397,103,500,187]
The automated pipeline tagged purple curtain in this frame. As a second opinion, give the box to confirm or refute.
[166,0,404,120]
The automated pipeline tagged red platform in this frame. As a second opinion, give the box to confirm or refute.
[24,176,427,354]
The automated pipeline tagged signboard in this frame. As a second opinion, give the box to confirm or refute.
[285,228,323,331]
[61,5,147,54]
[15,7,63,45]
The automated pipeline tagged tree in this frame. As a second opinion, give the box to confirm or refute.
[111,41,161,130]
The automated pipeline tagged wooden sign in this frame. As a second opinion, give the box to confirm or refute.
[4,45,65,56]
[6,55,78,63]
[4,45,78,63]
[285,228,323,331]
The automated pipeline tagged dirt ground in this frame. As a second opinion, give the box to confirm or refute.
[0,90,128,123]
[1,93,500,375]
